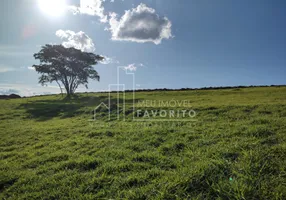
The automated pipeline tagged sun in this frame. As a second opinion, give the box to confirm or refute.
[38,0,67,17]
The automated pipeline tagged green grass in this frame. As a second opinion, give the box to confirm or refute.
[0,86,286,199]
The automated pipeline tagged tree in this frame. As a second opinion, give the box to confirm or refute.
[32,44,104,97]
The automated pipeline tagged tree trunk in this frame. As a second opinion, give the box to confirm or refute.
[55,80,63,97]
[64,84,70,98]
[63,74,71,98]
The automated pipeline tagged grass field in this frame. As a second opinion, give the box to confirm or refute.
[0,86,286,199]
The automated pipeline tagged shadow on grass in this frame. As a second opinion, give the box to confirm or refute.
[18,95,139,121]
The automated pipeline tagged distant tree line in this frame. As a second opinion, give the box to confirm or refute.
[104,85,286,93]
[16,85,285,98]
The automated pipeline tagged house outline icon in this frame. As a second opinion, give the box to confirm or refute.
[93,102,110,121]
[90,66,135,122]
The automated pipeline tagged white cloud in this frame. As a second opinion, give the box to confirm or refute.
[56,30,119,64]
[0,84,57,97]
[0,64,35,73]
[0,88,21,95]
[70,0,108,23]
[56,30,95,52]
[27,66,35,71]
[108,4,172,44]
[0,83,90,97]
[0,68,15,73]
[122,63,142,71]
[100,55,119,64]
[0,65,16,73]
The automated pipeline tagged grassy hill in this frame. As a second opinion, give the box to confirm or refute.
[0,86,286,199]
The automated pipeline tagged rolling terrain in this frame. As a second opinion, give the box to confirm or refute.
[0,86,286,199]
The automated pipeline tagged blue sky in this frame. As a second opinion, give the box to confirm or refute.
[0,0,285,96]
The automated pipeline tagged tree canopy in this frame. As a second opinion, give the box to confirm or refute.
[32,44,104,96]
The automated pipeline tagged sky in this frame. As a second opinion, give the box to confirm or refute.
[0,0,286,96]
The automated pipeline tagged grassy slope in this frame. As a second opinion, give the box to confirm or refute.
[0,86,286,199]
